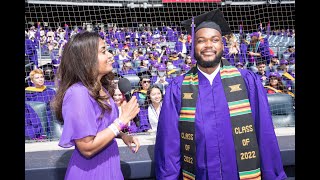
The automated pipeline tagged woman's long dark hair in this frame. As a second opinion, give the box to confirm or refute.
[265,76,289,93]
[51,31,114,124]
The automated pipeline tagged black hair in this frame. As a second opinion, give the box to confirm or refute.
[146,84,164,105]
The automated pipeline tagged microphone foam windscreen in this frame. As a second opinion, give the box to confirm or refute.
[118,78,132,94]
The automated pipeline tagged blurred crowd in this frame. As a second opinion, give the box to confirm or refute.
[25,22,295,140]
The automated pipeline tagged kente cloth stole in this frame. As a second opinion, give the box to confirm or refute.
[179,59,261,180]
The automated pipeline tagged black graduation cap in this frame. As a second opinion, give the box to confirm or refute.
[181,9,232,36]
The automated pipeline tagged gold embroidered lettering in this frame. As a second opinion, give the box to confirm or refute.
[240,151,256,160]
[185,144,190,151]
[242,138,250,146]
[234,125,253,134]
[181,132,194,140]
[183,155,193,164]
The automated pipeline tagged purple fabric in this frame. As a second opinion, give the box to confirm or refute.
[167,29,175,42]
[25,103,44,139]
[44,81,55,86]
[181,64,191,71]
[58,83,123,180]
[172,59,184,67]
[260,39,271,64]
[151,76,157,84]
[118,69,137,76]
[224,50,246,66]
[250,32,260,37]
[132,91,151,132]
[155,69,287,180]
[247,42,266,63]
[126,120,139,134]
[137,107,151,132]
[157,63,166,71]
[25,38,39,66]
[25,88,56,135]
[175,40,183,53]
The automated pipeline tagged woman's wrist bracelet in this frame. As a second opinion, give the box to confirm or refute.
[114,118,127,131]
[108,123,120,137]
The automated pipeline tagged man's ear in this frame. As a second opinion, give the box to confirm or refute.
[30,79,34,84]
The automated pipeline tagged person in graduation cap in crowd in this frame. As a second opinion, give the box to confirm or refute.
[169,50,184,67]
[184,55,193,67]
[25,30,39,69]
[131,49,140,61]
[284,45,295,59]
[154,63,170,94]
[132,71,152,132]
[150,61,160,84]
[155,9,287,180]
[264,72,294,98]
[165,61,179,84]
[268,54,279,72]
[277,59,295,92]
[118,58,137,76]
[175,33,188,59]
[25,69,57,138]
[247,32,265,69]
[118,48,131,61]
[181,63,191,75]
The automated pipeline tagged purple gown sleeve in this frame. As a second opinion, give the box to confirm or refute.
[241,70,287,180]
[58,84,98,148]
[155,76,184,180]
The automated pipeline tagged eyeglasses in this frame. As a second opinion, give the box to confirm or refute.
[142,80,151,84]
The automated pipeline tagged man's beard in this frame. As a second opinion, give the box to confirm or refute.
[195,50,223,68]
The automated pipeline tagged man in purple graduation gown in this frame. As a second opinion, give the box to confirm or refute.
[25,31,39,69]
[155,9,287,180]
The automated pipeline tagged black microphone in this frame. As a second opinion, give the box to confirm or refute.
[118,78,140,127]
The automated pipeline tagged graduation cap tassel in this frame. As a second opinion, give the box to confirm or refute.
[191,17,195,61]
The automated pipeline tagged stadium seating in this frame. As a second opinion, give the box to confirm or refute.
[25,101,63,139]
[266,93,295,128]
[25,101,48,136]
[122,74,140,88]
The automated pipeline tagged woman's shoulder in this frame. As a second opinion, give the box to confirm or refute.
[65,83,89,98]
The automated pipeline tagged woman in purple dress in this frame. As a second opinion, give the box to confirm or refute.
[51,31,140,180]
